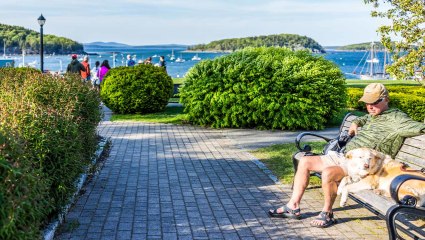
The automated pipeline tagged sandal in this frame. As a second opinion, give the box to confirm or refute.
[268,205,301,220]
[310,211,337,228]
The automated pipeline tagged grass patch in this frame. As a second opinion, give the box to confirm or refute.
[169,97,179,103]
[173,78,185,84]
[345,79,420,88]
[250,141,327,186]
[111,106,187,124]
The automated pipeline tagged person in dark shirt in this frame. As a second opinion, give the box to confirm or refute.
[159,56,166,71]
[66,54,86,75]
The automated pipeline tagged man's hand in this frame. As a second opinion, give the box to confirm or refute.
[348,123,358,136]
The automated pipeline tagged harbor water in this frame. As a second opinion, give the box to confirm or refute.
[2,45,390,79]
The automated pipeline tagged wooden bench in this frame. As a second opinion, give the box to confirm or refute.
[292,113,425,240]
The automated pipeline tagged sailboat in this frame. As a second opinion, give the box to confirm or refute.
[353,42,391,80]
[170,49,175,61]
[175,54,185,63]
[191,53,201,61]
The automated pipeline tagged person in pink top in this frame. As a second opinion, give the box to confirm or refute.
[97,60,111,85]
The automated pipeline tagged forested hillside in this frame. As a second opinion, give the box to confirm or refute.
[0,23,84,54]
[188,33,325,53]
[336,42,385,51]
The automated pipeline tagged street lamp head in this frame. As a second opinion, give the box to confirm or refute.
[38,14,46,27]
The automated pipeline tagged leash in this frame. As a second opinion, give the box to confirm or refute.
[400,163,425,175]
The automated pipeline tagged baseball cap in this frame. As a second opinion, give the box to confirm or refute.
[359,83,389,104]
[71,54,78,59]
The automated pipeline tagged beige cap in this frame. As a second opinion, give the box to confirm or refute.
[359,83,389,103]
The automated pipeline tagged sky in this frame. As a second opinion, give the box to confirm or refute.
[0,0,390,47]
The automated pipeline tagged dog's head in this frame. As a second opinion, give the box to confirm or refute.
[344,148,387,178]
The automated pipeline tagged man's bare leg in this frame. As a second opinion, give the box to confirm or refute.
[310,166,345,227]
[274,155,325,215]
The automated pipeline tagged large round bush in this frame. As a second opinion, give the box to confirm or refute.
[100,65,173,114]
[180,47,347,130]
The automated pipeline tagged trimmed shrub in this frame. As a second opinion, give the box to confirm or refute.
[179,47,347,130]
[390,93,425,122]
[100,65,173,114]
[347,87,364,110]
[0,68,102,237]
[347,86,425,121]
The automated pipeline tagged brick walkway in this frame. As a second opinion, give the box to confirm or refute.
[56,119,388,239]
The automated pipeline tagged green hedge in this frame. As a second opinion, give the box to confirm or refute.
[0,127,51,240]
[347,86,425,122]
[100,65,173,114]
[0,68,102,239]
[180,47,347,130]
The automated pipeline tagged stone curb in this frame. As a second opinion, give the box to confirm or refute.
[42,136,111,240]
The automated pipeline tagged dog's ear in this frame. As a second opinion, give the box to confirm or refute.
[369,149,385,174]
[375,150,386,161]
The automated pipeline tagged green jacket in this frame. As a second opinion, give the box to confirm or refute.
[66,59,85,74]
[345,109,425,158]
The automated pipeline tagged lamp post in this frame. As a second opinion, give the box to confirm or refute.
[37,14,46,72]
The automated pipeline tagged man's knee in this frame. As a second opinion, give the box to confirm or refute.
[322,167,345,183]
[299,155,322,172]
[299,156,313,169]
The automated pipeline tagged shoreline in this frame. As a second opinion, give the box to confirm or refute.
[183,50,233,53]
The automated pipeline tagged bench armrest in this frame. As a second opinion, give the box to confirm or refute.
[389,174,425,206]
[295,132,333,152]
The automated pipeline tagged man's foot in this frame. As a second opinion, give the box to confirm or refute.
[268,205,301,219]
[310,211,337,228]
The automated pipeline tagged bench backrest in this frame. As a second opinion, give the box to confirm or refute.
[342,113,425,170]
[339,113,358,134]
[395,134,425,170]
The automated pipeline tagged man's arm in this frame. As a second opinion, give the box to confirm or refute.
[348,115,369,136]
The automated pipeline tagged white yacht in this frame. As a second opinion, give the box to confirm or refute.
[191,54,201,61]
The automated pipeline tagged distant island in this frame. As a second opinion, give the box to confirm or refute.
[188,33,325,53]
[0,23,84,54]
[333,42,386,51]
[83,42,188,51]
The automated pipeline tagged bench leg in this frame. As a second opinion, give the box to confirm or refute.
[291,153,300,190]
[386,205,400,240]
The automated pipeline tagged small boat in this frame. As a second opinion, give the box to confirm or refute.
[352,42,392,80]
[191,54,201,61]
[175,57,185,63]
[175,54,185,63]
[170,50,175,61]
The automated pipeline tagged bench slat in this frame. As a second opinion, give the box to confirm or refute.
[395,151,424,169]
[350,190,394,215]
[340,115,357,131]
[403,138,425,150]
[411,134,425,141]
[398,144,425,158]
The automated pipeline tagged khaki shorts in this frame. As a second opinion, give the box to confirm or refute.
[320,151,348,174]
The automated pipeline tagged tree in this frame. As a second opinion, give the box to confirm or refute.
[364,0,425,84]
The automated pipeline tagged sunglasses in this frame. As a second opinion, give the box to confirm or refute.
[369,98,384,105]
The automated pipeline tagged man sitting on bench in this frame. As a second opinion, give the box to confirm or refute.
[268,83,425,228]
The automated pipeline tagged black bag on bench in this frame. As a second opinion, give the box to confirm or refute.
[323,130,352,155]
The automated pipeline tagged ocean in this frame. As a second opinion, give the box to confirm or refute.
[4,45,389,79]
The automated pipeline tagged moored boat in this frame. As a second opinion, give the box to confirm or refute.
[352,42,392,80]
